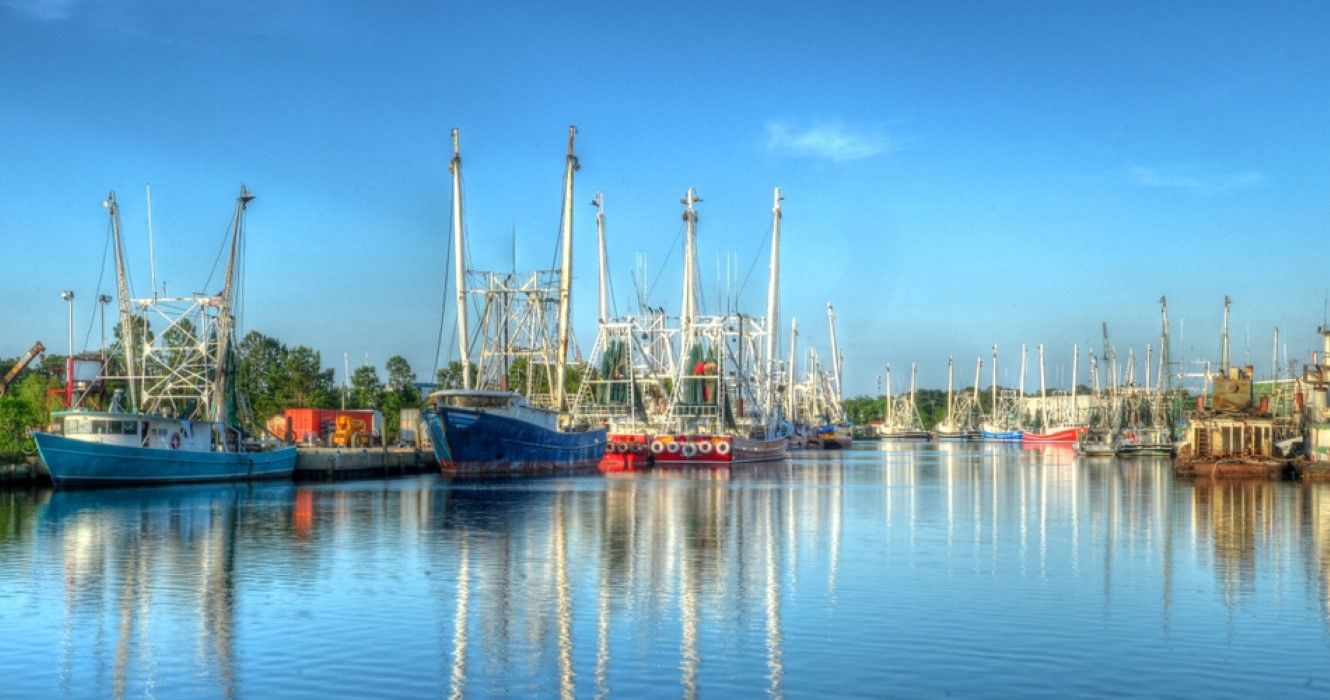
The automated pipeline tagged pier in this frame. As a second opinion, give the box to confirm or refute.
[293,446,432,481]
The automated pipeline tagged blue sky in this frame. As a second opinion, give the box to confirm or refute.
[3,1,1327,395]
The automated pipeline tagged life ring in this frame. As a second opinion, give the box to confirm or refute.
[612,442,625,453]
[665,441,680,454]
[650,440,665,455]
[680,442,697,459]
[631,443,645,454]
[715,440,731,456]
[697,440,714,455]
[169,432,181,450]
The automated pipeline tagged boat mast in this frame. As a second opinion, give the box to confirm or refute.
[910,363,919,428]
[1220,295,1231,374]
[764,187,783,424]
[105,192,138,410]
[827,303,842,420]
[1159,296,1172,393]
[209,185,254,424]
[555,126,579,413]
[681,188,700,343]
[1145,344,1153,392]
[945,355,954,428]
[787,317,798,420]
[972,356,982,428]
[1070,343,1079,425]
[1019,344,1028,427]
[450,128,472,390]
[885,364,894,427]
[990,344,998,422]
[1038,344,1047,429]
[593,192,608,325]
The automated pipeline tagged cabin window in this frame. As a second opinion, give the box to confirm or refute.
[92,421,106,435]
[443,395,512,409]
[123,422,137,435]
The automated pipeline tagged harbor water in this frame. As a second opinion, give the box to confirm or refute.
[3,442,1330,697]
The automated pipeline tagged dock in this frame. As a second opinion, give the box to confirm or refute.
[0,458,42,485]
[294,446,433,481]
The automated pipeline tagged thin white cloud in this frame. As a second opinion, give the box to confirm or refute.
[6,0,79,20]
[765,120,894,162]
[1129,167,1265,195]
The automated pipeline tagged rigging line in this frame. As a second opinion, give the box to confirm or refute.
[735,221,772,305]
[82,226,114,352]
[646,219,686,303]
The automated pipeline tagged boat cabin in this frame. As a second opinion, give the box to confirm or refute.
[53,410,219,452]
[429,389,559,431]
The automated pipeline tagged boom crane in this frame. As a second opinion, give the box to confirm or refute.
[0,342,45,397]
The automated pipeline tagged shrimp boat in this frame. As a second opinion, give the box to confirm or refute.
[980,345,1024,441]
[570,194,675,471]
[1022,343,1086,444]
[34,187,296,487]
[422,128,607,476]
[878,363,933,440]
[814,304,855,449]
[651,188,788,466]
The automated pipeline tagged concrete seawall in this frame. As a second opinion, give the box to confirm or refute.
[294,446,434,481]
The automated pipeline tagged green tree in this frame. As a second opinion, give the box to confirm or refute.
[385,355,416,392]
[0,373,56,459]
[380,356,422,444]
[349,365,383,409]
[435,361,474,390]
[234,331,337,423]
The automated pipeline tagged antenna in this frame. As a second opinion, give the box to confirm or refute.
[146,184,158,299]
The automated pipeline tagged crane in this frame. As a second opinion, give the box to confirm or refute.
[0,341,46,397]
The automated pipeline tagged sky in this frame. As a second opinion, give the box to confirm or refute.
[2,1,1328,396]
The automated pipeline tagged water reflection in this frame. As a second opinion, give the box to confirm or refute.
[4,447,1330,696]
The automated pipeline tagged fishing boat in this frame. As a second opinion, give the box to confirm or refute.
[422,128,607,476]
[815,304,855,449]
[1113,298,1178,457]
[34,188,296,487]
[980,345,1023,441]
[570,195,672,471]
[1174,298,1295,478]
[651,188,788,466]
[1022,343,1086,444]
[932,356,973,441]
[878,363,933,440]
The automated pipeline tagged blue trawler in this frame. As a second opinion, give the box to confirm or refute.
[423,390,605,475]
[35,411,295,487]
[33,187,295,487]
[427,127,606,476]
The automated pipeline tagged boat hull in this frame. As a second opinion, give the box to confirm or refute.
[33,432,295,488]
[651,434,787,466]
[1174,456,1292,479]
[879,430,932,441]
[600,433,652,471]
[980,430,1024,441]
[1023,427,1086,444]
[423,407,606,476]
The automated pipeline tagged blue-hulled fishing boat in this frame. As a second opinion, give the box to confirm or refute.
[425,127,606,476]
[423,390,605,475]
[34,187,295,488]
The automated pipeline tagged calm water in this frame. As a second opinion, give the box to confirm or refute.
[4,443,1330,698]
